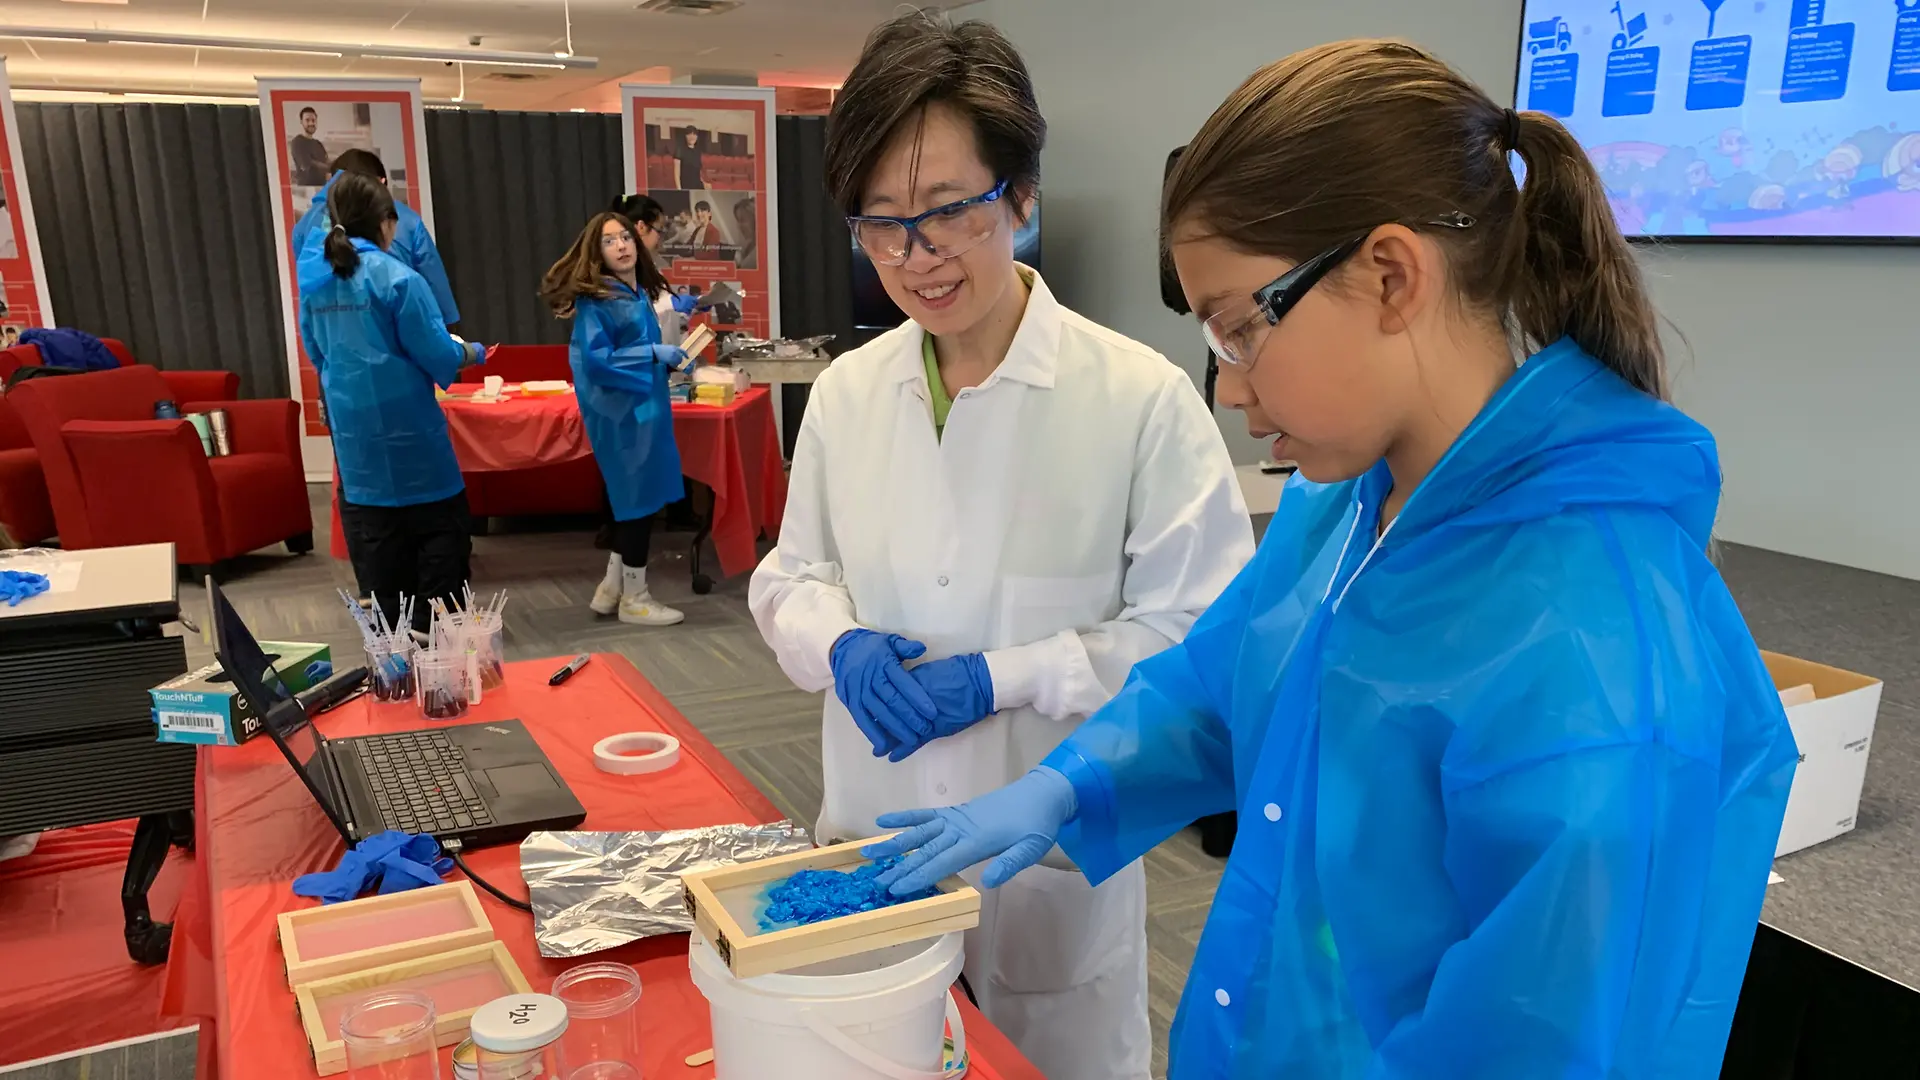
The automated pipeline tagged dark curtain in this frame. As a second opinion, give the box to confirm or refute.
[424,110,625,345]
[15,103,286,397]
[773,114,854,455]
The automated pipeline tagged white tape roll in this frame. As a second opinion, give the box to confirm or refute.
[592,731,682,775]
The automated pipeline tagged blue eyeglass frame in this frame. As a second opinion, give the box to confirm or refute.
[846,179,1011,261]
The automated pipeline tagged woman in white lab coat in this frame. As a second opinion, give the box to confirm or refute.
[747,14,1253,1080]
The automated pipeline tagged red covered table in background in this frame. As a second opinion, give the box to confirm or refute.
[159,654,1041,1080]
[327,387,786,587]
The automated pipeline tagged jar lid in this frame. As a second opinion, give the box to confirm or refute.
[468,994,569,1052]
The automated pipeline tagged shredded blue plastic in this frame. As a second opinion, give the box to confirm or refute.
[758,856,941,931]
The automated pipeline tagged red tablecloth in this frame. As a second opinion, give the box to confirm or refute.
[158,654,1040,1080]
[327,386,787,578]
[0,821,189,1066]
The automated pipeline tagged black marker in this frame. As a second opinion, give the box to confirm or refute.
[548,653,591,686]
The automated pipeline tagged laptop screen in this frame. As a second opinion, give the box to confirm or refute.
[207,579,342,826]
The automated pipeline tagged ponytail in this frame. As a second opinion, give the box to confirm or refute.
[1163,40,1669,401]
[323,172,398,279]
[1504,112,1667,400]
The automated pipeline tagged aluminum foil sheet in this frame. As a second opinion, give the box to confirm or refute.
[522,822,811,958]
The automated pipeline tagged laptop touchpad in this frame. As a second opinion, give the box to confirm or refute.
[484,763,561,796]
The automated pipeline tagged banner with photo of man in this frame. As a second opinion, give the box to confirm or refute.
[0,58,54,341]
[257,78,434,477]
[621,85,779,342]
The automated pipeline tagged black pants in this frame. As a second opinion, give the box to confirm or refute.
[341,491,472,633]
[611,514,655,568]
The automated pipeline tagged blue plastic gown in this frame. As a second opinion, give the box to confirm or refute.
[298,237,474,508]
[293,173,461,325]
[570,280,684,521]
[1041,339,1800,1079]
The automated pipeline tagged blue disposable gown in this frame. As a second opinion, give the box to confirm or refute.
[570,280,685,521]
[299,237,472,508]
[293,172,461,325]
[1042,339,1800,1079]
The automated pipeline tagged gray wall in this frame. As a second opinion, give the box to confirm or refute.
[974,0,1920,580]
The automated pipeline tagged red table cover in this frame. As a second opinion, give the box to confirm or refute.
[327,386,787,579]
[158,654,1040,1080]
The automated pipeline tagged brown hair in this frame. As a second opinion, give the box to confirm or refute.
[540,211,670,317]
[825,10,1044,216]
[323,172,397,278]
[1164,39,1667,400]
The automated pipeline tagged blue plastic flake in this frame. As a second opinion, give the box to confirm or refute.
[758,856,941,931]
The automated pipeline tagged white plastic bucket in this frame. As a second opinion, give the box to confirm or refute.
[688,931,967,1080]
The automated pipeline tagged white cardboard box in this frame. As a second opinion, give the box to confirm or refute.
[1764,651,1881,857]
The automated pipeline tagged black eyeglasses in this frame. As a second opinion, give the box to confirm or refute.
[1198,212,1478,371]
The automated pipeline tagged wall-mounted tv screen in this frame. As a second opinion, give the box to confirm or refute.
[1516,0,1920,240]
[851,200,1041,329]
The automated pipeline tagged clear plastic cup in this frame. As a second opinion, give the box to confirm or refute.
[466,611,506,692]
[367,642,415,703]
[414,649,470,721]
[552,962,643,1080]
[340,991,441,1080]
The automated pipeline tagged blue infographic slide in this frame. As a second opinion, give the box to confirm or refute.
[1518,0,1920,237]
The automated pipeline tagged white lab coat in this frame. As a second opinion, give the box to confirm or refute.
[749,269,1253,1080]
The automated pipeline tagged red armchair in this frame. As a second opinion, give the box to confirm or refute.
[8,365,311,568]
[0,392,54,544]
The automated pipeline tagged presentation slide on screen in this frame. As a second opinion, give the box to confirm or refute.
[1518,0,1920,238]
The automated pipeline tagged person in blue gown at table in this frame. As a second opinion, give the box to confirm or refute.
[299,172,486,633]
[865,40,1801,1079]
[540,210,698,626]
[293,148,460,327]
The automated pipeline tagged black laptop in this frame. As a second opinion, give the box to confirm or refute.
[208,579,586,850]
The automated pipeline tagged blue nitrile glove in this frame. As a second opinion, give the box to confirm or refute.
[648,343,693,372]
[304,659,334,684]
[863,766,1078,895]
[291,831,451,904]
[830,629,938,758]
[459,340,486,368]
[0,570,51,607]
[671,293,700,315]
[887,653,995,763]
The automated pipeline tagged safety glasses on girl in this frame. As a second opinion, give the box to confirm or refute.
[1199,213,1476,371]
[848,180,1010,267]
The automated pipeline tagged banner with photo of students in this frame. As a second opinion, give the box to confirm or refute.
[0,58,55,342]
[257,78,434,477]
[621,85,779,342]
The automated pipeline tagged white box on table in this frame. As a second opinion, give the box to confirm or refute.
[1764,650,1880,857]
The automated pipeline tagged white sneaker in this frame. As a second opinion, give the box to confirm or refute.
[619,593,685,626]
[617,564,684,625]
[590,553,622,615]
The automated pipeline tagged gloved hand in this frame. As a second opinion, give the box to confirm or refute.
[291,830,450,904]
[863,766,1078,895]
[458,340,486,367]
[671,292,700,315]
[648,343,693,372]
[830,629,937,757]
[886,653,995,762]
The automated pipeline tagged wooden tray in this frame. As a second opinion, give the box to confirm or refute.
[277,881,495,987]
[681,835,981,979]
[296,940,531,1075]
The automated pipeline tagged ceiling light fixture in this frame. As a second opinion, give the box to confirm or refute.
[0,25,598,68]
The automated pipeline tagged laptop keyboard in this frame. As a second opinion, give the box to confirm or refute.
[353,731,494,836]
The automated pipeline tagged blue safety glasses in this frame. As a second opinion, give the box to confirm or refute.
[848,180,1010,267]
[1199,212,1477,371]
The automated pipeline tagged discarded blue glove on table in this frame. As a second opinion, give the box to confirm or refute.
[864,766,1078,895]
[830,629,938,758]
[887,653,996,763]
[0,570,51,607]
[304,659,335,685]
[292,830,450,904]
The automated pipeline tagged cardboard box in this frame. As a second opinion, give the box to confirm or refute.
[150,641,331,746]
[1765,651,1881,857]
